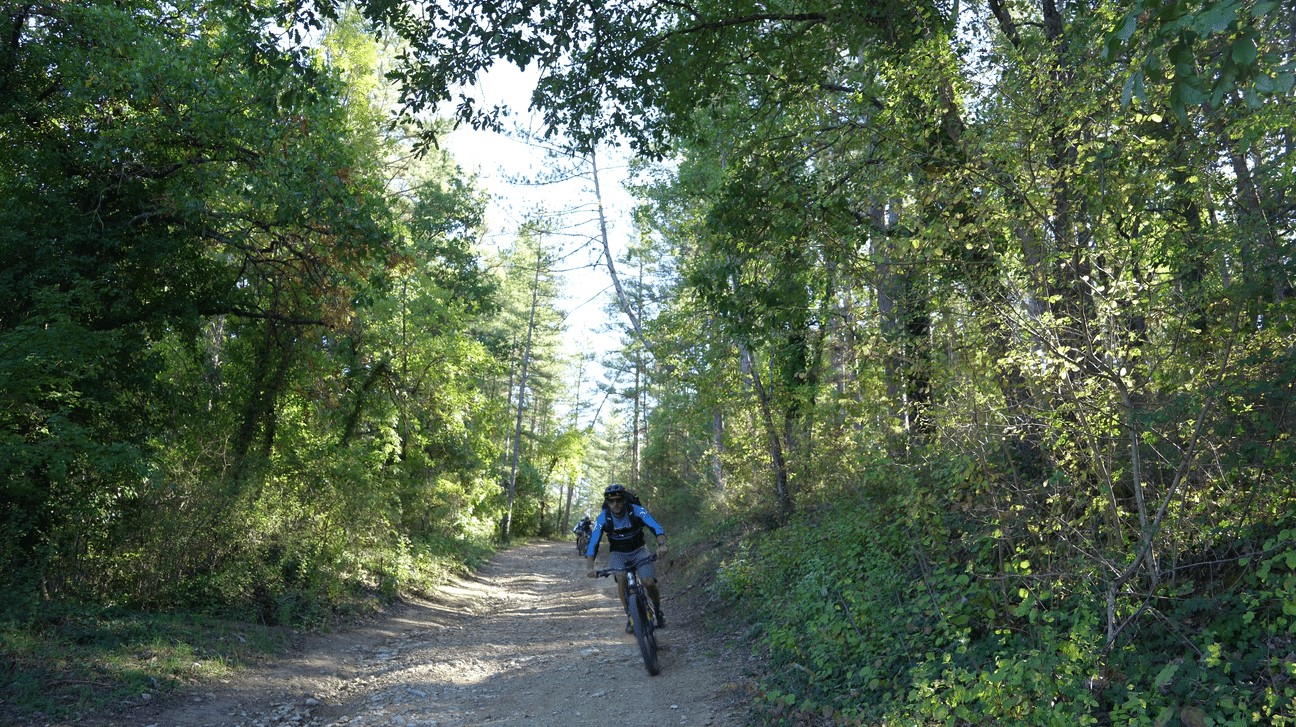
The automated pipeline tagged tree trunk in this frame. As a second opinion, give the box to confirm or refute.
[562,479,575,533]
[230,321,294,481]
[740,344,793,518]
[504,254,543,540]
[591,151,652,355]
[710,408,726,492]
[871,203,933,453]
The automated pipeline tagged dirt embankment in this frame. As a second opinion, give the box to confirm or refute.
[71,539,758,727]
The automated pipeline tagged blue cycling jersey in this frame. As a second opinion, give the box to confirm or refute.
[585,504,664,558]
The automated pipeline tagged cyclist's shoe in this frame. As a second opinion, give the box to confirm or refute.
[654,608,666,629]
[625,618,634,634]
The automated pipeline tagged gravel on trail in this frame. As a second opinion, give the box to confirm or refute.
[80,539,757,727]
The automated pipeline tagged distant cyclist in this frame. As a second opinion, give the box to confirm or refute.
[572,512,594,556]
[585,484,668,631]
[572,513,593,538]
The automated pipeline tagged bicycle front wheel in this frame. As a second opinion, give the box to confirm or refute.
[628,591,660,675]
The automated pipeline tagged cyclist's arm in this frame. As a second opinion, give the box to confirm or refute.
[632,505,667,548]
[585,512,607,559]
[584,514,606,577]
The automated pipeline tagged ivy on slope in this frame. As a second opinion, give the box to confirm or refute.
[711,461,1296,725]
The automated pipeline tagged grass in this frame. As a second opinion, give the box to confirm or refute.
[0,535,498,725]
[0,605,295,725]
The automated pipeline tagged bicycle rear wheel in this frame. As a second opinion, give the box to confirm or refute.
[628,591,660,675]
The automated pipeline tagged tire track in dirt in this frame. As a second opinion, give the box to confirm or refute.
[85,540,753,727]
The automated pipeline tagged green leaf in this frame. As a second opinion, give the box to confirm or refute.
[1179,706,1208,727]
[1153,661,1180,690]
[1252,0,1280,16]
[1179,78,1211,106]
[1122,72,1138,107]
[1231,37,1257,65]
[1168,39,1195,65]
[1115,12,1140,43]
[1190,2,1239,36]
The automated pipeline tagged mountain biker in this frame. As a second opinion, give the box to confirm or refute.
[585,483,668,631]
[572,513,593,538]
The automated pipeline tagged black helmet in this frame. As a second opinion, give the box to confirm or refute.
[603,483,627,500]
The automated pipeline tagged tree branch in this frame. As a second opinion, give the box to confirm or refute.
[669,12,829,38]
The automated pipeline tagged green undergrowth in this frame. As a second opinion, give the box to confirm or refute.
[710,463,1296,726]
[0,605,290,725]
[0,534,495,725]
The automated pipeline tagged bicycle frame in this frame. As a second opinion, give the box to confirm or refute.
[596,553,660,675]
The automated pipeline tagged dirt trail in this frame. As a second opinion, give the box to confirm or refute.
[83,540,755,727]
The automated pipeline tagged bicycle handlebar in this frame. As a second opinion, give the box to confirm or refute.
[594,553,657,578]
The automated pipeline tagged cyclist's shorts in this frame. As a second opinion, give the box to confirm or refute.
[610,547,655,580]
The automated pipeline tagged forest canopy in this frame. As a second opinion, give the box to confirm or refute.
[3,0,1295,724]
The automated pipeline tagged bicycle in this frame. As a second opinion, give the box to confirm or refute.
[596,553,660,675]
[575,529,590,556]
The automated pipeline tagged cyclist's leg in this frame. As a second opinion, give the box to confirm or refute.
[636,554,665,627]
[608,550,638,610]
[609,550,637,632]
[610,572,631,632]
[613,572,629,609]
[642,578,665,627]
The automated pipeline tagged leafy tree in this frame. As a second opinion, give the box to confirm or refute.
[483,227,568,538]
[0,0,510,620]
[1,0,384,595]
